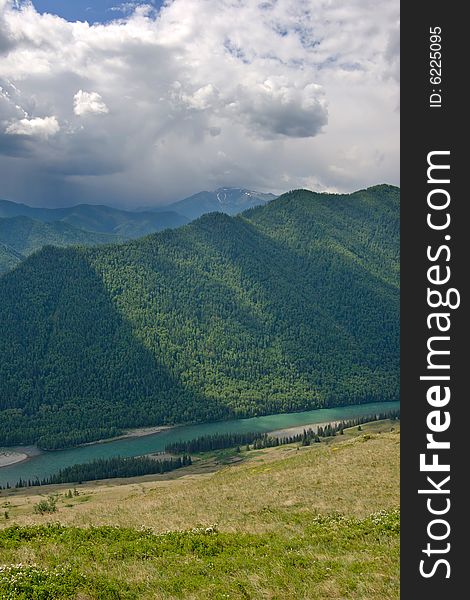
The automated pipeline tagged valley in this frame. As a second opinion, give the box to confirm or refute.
[0,185,400,450]
[0,401,399,488]
[0,187,274,274]
[0,1,402,595]
[0,185,401,598]
[0,419,400,599]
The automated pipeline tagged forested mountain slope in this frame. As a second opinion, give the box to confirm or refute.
[0,216,121,273]
[0,185,399,448]
[0,242,24,273]
[0,199,189,239]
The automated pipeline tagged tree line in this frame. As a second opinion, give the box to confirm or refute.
[166,409,400,454]
[0,187,399,448]
[5,455,192,489]
[1,409,399,489]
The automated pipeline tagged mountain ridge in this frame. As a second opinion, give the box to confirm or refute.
[0,199,189,238]
[0,185,399,448]
[0,215,125,274]
[138,187,278,220]
[0,186,278,273]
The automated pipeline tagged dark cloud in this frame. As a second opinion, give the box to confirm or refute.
[0,0,399,207]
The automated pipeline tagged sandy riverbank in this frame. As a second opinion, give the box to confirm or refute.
[80,425,176,447]
[270,415,396,439]
[270,420,343,439]
[124,425,174,438]
[0,451,29,468]
[0,445,43,469]
[0,427,174,465]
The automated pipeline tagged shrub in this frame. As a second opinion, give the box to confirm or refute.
[33,496,58,515]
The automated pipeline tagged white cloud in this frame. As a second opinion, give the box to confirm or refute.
[73,90,109,116]
[5,115,59,138]
[182,84,219,111]
[232,78,327,139]
[0,0,399,207]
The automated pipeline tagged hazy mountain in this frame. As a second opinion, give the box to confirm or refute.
[0,199,189,238]
[0,185,399,449]
[0,216,124,274]
[0,242,24,274]
[0,214,122,253]
[149,187,278,220]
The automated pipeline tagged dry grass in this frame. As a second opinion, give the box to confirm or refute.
[0,421,400,599]
[1,421,399,534]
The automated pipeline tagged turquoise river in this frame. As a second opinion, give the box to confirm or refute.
[0,401,399,487]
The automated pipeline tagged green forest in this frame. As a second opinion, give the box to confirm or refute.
[0,216,123,274]
[164,409,400,455]
[9,455,192,488]
[0,185,400,448]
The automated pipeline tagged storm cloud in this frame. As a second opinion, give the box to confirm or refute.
[0,0,399,207]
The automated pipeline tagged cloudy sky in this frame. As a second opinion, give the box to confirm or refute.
[0,0,399,208]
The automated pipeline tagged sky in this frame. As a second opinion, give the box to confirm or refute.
[0,0,399,208]
[31,0,164,23]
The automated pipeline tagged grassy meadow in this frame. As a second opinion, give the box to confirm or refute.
[0,420,400,599]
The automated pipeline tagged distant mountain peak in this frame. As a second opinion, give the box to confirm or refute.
[161,187,278,220]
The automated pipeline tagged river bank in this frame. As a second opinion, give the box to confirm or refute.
[0,451,29,468]
[270,419,344,439]
[0,445,43,469]
[0,426,176,470]
[80,425,175,447]
[0,401,399,486]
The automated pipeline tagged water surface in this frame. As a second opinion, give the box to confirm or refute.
[0,401,399,487]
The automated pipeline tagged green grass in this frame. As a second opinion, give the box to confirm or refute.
[0,422,400,599]
[0,511,399,599]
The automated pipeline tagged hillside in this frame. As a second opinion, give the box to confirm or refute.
[0,216,122,274]
[0,421,400,599]
[0,199,189,239]
[0,185,399,448]
[0,242,23,273]
[157,187,277,220]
